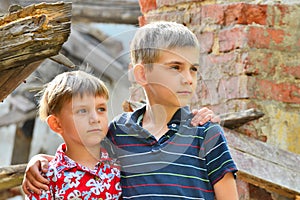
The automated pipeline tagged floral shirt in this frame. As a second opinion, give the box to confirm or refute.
[26,143,122,200]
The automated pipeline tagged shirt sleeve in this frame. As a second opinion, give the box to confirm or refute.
[203,123,238,185]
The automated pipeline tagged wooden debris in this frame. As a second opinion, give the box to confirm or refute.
[50,53,75,68]
[225,128,300,198]
[0,164,26,191]
[219,108,265,129]
[14,0,141,24]
[0,2,72,102]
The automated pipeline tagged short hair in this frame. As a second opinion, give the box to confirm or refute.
[38,70,109,121]
[130,21,199,69]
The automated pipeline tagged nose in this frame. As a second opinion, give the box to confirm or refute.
[182,70,193,85]
[89,110,100,124]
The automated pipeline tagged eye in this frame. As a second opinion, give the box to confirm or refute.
[77,109,87,114]
[170,65,180,70]
[191,66,198,72]
[97,106,107,112]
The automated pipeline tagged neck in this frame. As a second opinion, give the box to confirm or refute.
[142,103,179,140]
[64,143,100,169]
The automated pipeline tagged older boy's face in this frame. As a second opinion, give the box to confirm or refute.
[57,94,108,148]
[145,47,199,108]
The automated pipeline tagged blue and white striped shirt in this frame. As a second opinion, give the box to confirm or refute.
[107,106,237,199]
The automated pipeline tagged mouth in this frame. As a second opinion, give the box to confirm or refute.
[177,91,192,95]
[87,129,102,133]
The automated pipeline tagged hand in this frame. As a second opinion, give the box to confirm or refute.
[22,154,52,195]
[191,107,220,126]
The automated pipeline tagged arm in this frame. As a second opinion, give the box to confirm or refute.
[191,107,220,126]
[214,172,239,200]
[22,154,54,195]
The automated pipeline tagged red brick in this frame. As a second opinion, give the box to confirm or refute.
[197,31,214,53]
[247,27,270,49]
[281,65,300,80]
[224,3,267,25]
[246,52,274,76]
[201,4,225,25]
[254,79,300,103]
[267,28,285,44]
[190,6,202,25]
[139,0,157,14]
[138,15,147,27]
[218,76,250,100]
[219,27,247,52]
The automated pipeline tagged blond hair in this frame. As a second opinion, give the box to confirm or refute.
[38,71,109,121]
[130,21,199,69]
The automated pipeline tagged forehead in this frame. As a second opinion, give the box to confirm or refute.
[156,47,200,64]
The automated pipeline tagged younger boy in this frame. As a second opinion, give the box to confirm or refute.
[25,71,122,199]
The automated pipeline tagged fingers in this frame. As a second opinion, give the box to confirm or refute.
[211,114,221,124]
[22,179,31,195]
[40,159,50,173]
[191,107,219,126]
[22,156,50,195]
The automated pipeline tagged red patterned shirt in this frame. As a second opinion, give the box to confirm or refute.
[26,143,122,200]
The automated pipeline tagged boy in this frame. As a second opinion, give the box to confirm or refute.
[25,71,122,199]
[23,21,237,199]
[106,21,239,199]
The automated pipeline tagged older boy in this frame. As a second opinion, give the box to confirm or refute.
[107,21,238,199]
[25,71,121,199]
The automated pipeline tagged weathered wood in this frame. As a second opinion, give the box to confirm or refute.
[219,108,265,129]
[0,164,26,191]
[0,109,36,127]
[63,29,130,86]
[15,0,141,24]
[224,128,300,198]
[0,2,72,102]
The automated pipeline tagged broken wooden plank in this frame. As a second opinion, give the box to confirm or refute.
[0,2,72,102]
[0,164,26,191]
[7,94,36,113]
[0,109,36,127]
[15,0,141,24]
[224,128,300,198]
[63,29,130,86]
[219,108,264,129]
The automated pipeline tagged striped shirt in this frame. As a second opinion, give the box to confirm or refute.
[107,106,237,199]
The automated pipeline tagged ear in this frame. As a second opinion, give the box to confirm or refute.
[46,115,63,134]
[133,64,147,86]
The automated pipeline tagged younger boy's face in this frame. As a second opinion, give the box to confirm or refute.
[57,94,109,148]
[144,47,199,108]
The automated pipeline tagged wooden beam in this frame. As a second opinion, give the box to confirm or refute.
[63,29,130,86]
[219,108,265,129]
[0,2,72,102]
[0,109,36,127]
[0,164,26,191]
[224,128,300,198]
[14,0,141,24]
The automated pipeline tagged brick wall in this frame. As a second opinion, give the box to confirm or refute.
[138,1,300,155]
[137,1,300,199]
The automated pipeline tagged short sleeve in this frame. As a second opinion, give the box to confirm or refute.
[202,123,238,185]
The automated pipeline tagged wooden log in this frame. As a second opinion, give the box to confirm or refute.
[219,108,264,129]
[0,2,72,102]
[14,0,141,24]
[224,128,300,198]
[0,164,26,191]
